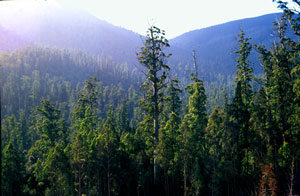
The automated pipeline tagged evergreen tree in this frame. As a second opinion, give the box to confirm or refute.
[2,142,25,196]
[158,78,182,196]
[69,129,90,196]
[26,99,68,195]
[74,77,99,120]
[256,4,300,192]
[96,116,119,196]
[70,107,98,195]
[205,107,226,196]
[228,30,255,194]
[137,25,171,185]
[69,77,101,195]
[234,30,253,107]
[181,54,208,195]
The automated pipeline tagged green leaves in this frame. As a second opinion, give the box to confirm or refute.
[74,77,99,120]
[235,29,253,107]
[2,142,25,196]
[137,25,172,185]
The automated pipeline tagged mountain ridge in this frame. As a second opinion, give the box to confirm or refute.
[0,5,284,76]
[169,13,282,76]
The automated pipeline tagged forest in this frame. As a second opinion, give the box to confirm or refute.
[1,1,300,196]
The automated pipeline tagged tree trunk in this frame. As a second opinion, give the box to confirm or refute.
[78,165,82,196]
[153,76,159,185]
[164,167,169,196]
[108,161,111,196]
[184,128,187,196]
[107,150,111,196]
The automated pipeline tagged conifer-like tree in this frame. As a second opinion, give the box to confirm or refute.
[181,50,208,196]
[26,99,67,195]
[96,116,119,196]
[229,30,254,194]
[158,78,182,195]
[137,25,171,185]
[2,142,25,196]
[256,11,299,193]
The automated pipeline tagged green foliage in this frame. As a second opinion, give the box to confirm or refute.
[74,77,99,119]
[180,71,208,195]
[235,29,253,106]
[96,116,119,196]
[2,142,25,196]
[26,99,68,195]
[137,25,171,186]
[1,8,300,195]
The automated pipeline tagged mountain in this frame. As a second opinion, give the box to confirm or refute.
[0,3,143,68]
[168,13,283,77]
[0,3,284,77]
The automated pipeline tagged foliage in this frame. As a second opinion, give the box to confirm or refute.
[1,6,300,194]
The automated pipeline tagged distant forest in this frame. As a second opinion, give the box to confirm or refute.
[1,1,300,196]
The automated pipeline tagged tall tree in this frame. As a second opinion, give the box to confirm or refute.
[256,4,300,192]
[229,30,255,194]
[26,99,67,195]
[234,30,253,107]
[2,142,25,196]
[73,77,99,120]
[180,50,208,196]
[158,78,182,196]
[96,116,119,196]
[137,25,171,185]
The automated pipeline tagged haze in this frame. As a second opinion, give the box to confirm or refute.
[0,0,281,38]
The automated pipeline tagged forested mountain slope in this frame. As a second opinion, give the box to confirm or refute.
[0,4,142,68]
[0,47,141,120]
[1,1,300,195]
[0,4,283,76]
[169,13,283,77]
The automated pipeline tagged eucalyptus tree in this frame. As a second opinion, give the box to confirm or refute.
[137,25,171,185]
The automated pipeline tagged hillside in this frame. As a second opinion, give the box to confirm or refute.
[169,13,282,77]
[1,2,300,196]
[0,4,284,77]
[0,4,142,68]
[0,47,141,119]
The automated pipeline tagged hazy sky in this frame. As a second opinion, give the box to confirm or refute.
[2,0,282,38]
[58,0,281,38]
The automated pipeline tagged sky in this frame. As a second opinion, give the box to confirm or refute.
[1,0,282,38]
[57,0,282,38]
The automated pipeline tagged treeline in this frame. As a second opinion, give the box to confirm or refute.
[0,46,141,119]
[2,2,300,196]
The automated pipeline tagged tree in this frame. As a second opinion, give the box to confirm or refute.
[274,0,300,177]
[158,78,182,196]
[137,25,171,185]
[35,99,66,145]
[70,130,89,196]
[43,143,71,196]
[2,142,25,196]
[234,29,253,107]
[228,30,255,194]
[205,107,226,196]
[74,77,99,120]
[96,116,119,196]
[70,106,98,196]
[180,51,208,195]
[182,80,208,195]
[26,99,68,195]
[257,3,300,193]
[70,77,100,196]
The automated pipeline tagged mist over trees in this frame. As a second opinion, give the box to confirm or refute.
[1,0,300,195]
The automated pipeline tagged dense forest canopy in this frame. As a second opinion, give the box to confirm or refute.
[1,0,300,195]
